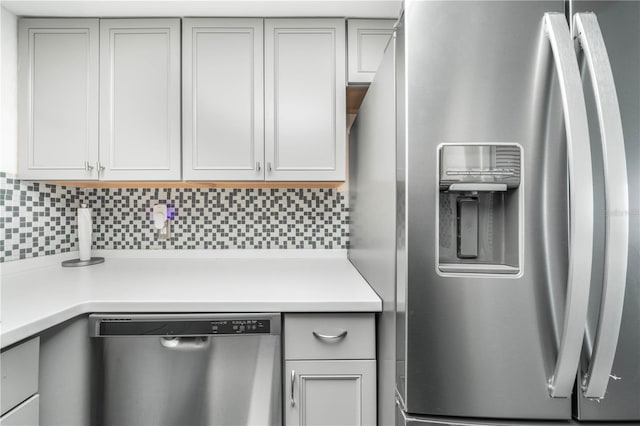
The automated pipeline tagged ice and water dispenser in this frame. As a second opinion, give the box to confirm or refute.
[438,144,522,274]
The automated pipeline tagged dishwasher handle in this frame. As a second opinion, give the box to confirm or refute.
[160,336,210,351]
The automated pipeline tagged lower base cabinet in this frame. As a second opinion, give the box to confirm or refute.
[284,313,377,426]
[0,395,39,426]
[285,360,376,426]
[0,337,39,426]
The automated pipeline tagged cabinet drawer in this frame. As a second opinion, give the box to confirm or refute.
[0,338,39,416]
[285,314,374,360]
[0,395,39,426]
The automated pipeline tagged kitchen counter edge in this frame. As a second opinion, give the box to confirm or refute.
[1,250,382,349]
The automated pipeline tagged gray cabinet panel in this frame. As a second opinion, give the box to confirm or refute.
[18,19,99,180]
[0,395,39,426]
[0,338,39,416]
[182,19,264,181]
[285,360,376,426]
[347,19,395,84]
[99,19,181,181]
[265,19,346,181]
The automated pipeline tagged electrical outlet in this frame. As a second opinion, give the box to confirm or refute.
[152,204,170,239]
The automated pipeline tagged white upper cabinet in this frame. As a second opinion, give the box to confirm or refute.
[182,19,264,181]
[18,19,99,180]
[18,17,348,182]
[347,19,395,84]
[265,19,346,181]
[99,19,181,181]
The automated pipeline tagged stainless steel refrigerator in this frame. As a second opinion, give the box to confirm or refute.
[349,1,638,425]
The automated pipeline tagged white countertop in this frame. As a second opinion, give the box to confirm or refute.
[0,250,381,348]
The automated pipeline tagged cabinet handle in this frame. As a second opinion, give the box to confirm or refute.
[312,330,348,342]
[96,161,106,175]
[256,161,261,172]
[290,369,296,407]
[267,162,272,173]
[84,161,94,172]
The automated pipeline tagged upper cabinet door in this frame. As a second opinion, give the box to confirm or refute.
[265,19,346,181]
[347,19,395,84]
[18,19,99,180]
[182,19,264,181]
[99,19,181,181]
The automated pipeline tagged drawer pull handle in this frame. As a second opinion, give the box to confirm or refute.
[290,369,296,407]
[312,330,348,342]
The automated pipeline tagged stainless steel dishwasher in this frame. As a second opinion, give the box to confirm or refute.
[89,313,281,426]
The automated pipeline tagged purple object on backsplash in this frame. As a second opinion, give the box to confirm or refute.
[146,203,176,221]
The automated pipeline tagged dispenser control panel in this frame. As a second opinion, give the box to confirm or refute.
[439,144,521,191]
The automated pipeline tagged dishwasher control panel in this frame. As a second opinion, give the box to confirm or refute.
[89,314,281,337]
[211,319,270,334]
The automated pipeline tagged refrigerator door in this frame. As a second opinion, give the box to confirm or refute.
[573,1,640,421]
[397,0,593,420]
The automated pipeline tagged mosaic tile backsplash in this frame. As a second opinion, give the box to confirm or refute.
[1,174,80,263]
[0,172,349,263]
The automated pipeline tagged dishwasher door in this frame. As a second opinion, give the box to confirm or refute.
[89,314,281,426]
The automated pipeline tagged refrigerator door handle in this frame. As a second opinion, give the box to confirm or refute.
[543,13,594,399]
[573,12,629,399]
